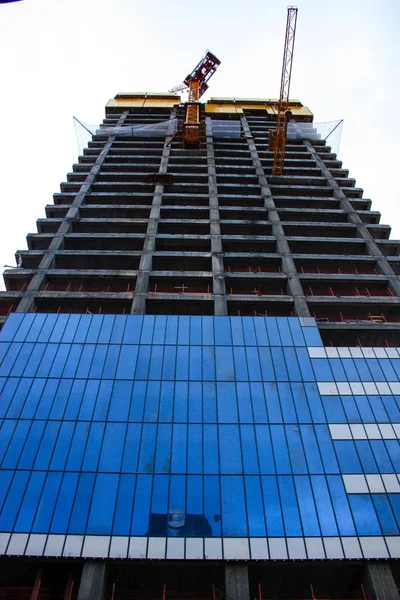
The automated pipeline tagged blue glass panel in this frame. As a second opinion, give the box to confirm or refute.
[174,381,188,422]
[204,425,219,474]
[89,345,108,378]
[326,475,356,535]
[66,422,90,471]
[18,421,46,469]
[130,381,146,421]
[370,440,394,472]
[165,316,178,344]
[122,423,142,473]
[2,420,30,468]
[108,380,132,421]
[50,422,75,470]
[14,471,46,532]
[322,396,346,423]
[311,475,338,535]
[294,476,320,535]
[354,395,375,422]
[258,347,275,381]
[241,425,259,474]
[334,441,362,473]
[98,315,115,344]
[372,494,399,535]
[265,318,281,346]
[68,473,95,534]
[73,315,92,343]
[215,317,232,345]
[283,348,301,381]
[171,424,187,473]
[286,425,307,474]
[233,346,248,381]
[82,422,105,471]
[379,359,398,381]
[32,472,62,532]
[342,358,361,381]
[25,314,47,342]
[349,495,381,536]
[49,344,71,378]
[187,475,204,536]
[64,379,85,419]
[99,423,126,472]
[93,380,113,421]
[152,474,169,517]
[202,346,215,381]
[204,475,221,536]
[138,424,157,472]
[230,317,244,345]
[250,382,267,423]
[9,343,34,377]
[188,382,202,423]
[51,472,79,533]
[391,359,400,378]
[215,346,235,381]
[278,476,302,535]
[367,359,385,382]
[271,425,291,474]
[242,318,256,346]
[381,396,400,421]
[1,313,27,342]
[329,358,346,381]
[278,382,297,423]
[302,326,323,346]
[237,382,252,423]
[296,348,315,381]
[78,380,100,420]
[264,382,282,423]
[203,383,217,423]
[121,315,141,344]
[288,319,305,347]
[85,315,104,344]
[169,475,186,534]
[354,358,373,381]
[341,395,361,422]
[1,378,22,418]
[219,425,242,474]
[261,475,284,535]
[255,425,275,474]
[369,395,389,422]
[0,341,10,365]
[87,473,118,534]
[189,345,202,380]
[176,346,189,380]
[245,476,266,535]
[277,318,293,346]
[202,316,214,345]
[149,345,164,380]
[131,474,152,535]
[113,474,135,535]
[177,316,190,345]
[217,382,238,423]
[385,440,400,471]
[20,379,47,419]
[290,384,311,423]
[144,381,161,422]
[314,425,339,473]
[190,316,202,345]
[221,475,247,536]
[159,381,174,422]
[0,471,29,531]
[62,344,83,378]
[311,358,334,382]
[61,315,81,343]
[271,347,288,381]
[389,495,400,530]
[0,343,22,376]
[116,345,139,379]
[162,345,177,380]
[103,346,121,379]
[253,317,268,346]
[153,315,167,345]
[140,316,155,344]
[155,423,172,473]
[246,347,262,381]
[355,440,378,473]
[34,422,61,470]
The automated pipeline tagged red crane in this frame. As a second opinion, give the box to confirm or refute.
[269,7,298,175]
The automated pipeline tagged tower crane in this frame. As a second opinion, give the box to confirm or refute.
[169,50,221,147]
[269,7,298,175]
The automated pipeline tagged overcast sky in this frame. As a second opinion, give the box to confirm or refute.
[0,0,399,289]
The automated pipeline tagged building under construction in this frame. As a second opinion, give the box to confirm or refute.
[1,36,400,599]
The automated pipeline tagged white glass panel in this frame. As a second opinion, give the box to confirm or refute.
[323,537,344,559]
[166,538,185,559]
[287,538,306,559]
[360,537,388,559]
[341,537,362,559]
[147,537,166,559]
[63,535,83,557]
[82,536,110,558]
[269,538,287,559]
[204,538,222,559]
[250,538,269,559]
[223,538,250,560]
[109,537,128,559]
[26,534,46,556]
[128,537,147,559]
[7,534,29,556]
[305,538,325,559]
[386,537,400,558]
[186,538,204,560]
[44,535,65,557]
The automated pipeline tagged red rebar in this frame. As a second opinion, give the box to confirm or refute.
[67,581,74,600]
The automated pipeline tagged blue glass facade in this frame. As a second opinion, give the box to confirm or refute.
[1,313,400,560]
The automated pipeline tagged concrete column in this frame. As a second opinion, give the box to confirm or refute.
[304,140,400,297]
[77,562,106,600]
[225,564,250,600]
[364,562,399,600]
[131,109,177,314]
[241,115,310,317]
[16,111,130,313]
[205,116,227,316]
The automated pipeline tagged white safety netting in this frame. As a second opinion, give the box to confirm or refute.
[287,120,343,155]
[74,117,178,156]
[211,120,242,138]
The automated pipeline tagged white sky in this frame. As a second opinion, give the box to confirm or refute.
[0,0,399,290]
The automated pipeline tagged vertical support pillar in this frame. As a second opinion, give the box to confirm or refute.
[241,114,310,317]
[206,116,227,316]
[304,139,400,297]
[225,564,250,600]
[131,109,177,314]
[77,562,106,600]
[364,562,399,600]
[16,111,130,313]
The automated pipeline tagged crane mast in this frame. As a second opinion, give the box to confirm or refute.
[269,6,298,176]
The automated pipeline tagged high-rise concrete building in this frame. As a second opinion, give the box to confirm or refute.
[0,93,400,600]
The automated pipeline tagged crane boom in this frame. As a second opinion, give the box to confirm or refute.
[270,7,298,176]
